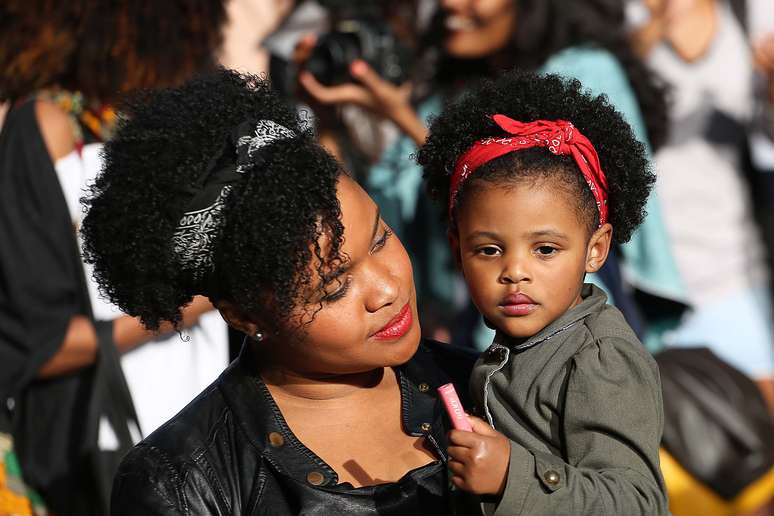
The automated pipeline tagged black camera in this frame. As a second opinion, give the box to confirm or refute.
[308,0,411,87]
[270,0,412,96]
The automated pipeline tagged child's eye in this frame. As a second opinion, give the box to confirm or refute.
[371,227,392,254]
[476,245,502,257]
[535,245,558,256]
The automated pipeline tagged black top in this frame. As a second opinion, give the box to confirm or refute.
[111,339,478,515]
[0,100,137,515]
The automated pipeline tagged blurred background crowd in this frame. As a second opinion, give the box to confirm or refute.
[1,0,774,514]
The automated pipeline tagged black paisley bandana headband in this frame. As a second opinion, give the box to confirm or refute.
[172,119,296,279]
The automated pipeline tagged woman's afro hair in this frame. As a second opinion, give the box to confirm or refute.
[418,70,655,244]
[81,69,344,330]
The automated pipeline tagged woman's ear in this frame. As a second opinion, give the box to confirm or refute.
[585,223,613,273]
[216,300,261,337]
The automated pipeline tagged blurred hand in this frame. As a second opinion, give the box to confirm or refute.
[754,34,774,106]
[219,0,295,75]
[294,34,427,146]
[447,415,511,495]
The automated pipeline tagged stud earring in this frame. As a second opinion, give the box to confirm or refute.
[254,331,266,342]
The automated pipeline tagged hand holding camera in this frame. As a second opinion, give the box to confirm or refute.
[292,3,427,147]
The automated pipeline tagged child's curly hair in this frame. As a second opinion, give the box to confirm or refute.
[81,69,344,331]
[418,70,654,244]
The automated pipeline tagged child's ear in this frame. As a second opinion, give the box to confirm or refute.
[447,229,463,270]
[585,223,613,273]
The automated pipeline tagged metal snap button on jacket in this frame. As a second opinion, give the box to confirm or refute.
[268,432,284,447]
[307,471,325,486]
[420,422,432,432]
[543,470,560,485]
[418,383,430,393]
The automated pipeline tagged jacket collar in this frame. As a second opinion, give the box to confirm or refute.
[215,339,447,486]
[494,283,608,352]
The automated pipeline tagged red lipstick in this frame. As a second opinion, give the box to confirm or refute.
[499,292,538,316]
[373,303,413,340]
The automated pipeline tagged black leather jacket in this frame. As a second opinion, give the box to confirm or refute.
[111,340,476,515]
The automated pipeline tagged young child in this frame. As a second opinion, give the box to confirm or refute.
[418,71,668,515]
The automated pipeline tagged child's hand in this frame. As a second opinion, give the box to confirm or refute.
[447,416,511,495]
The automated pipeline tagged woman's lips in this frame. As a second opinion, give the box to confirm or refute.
[373,303,413,340]
[499,293,538,316]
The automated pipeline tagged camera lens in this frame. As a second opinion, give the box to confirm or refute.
[307,32,362,86]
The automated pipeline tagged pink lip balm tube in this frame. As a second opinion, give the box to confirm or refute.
[437,383,473,431]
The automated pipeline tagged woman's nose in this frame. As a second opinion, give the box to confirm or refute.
[363,260,400,313]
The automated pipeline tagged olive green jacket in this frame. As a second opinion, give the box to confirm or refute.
[470,284,668,515]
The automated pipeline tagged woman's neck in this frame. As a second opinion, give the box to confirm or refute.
[261,366,389,403]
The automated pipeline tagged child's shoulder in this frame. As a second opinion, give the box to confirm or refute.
[573,303,660,385]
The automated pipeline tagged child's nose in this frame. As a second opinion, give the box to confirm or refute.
[498,255,530,284]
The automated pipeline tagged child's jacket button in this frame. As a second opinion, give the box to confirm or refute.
[543,470,561,486]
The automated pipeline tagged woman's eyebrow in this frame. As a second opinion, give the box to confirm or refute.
[321,207,381,284]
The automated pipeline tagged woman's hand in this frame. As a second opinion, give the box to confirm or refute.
[294,34,427,146]
[447,415,511,495]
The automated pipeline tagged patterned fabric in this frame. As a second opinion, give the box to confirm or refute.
[235,119,296,173]
[36,90,117,145]
[172,119,296,276]
[0,433,47,516]
[172,186,233,280]
[450,115,609,226]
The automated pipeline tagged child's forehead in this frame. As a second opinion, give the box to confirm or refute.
[456,181,589,240]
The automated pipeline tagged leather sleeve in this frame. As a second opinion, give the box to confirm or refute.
[111,444,187,516]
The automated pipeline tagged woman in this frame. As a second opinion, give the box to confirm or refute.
[81,69,475,515]
[297,0,687,349]
[0,2,234,512]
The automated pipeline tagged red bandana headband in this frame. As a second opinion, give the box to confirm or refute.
[449,114,609,227]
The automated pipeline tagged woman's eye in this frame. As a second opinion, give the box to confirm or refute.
[476,246,501,257]
[371,227,392,253]
[322,276,351,303]
[536,245,558,256]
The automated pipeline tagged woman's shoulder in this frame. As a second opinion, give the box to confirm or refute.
[542,46,624,82]
[111,380,239,514]
[541,46,648,146]
[34,98,77,161]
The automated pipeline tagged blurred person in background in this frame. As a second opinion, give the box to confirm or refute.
[297,0,688,350]
[629,1,774,514]
[631,0,774,413]
[0,0,248,512]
